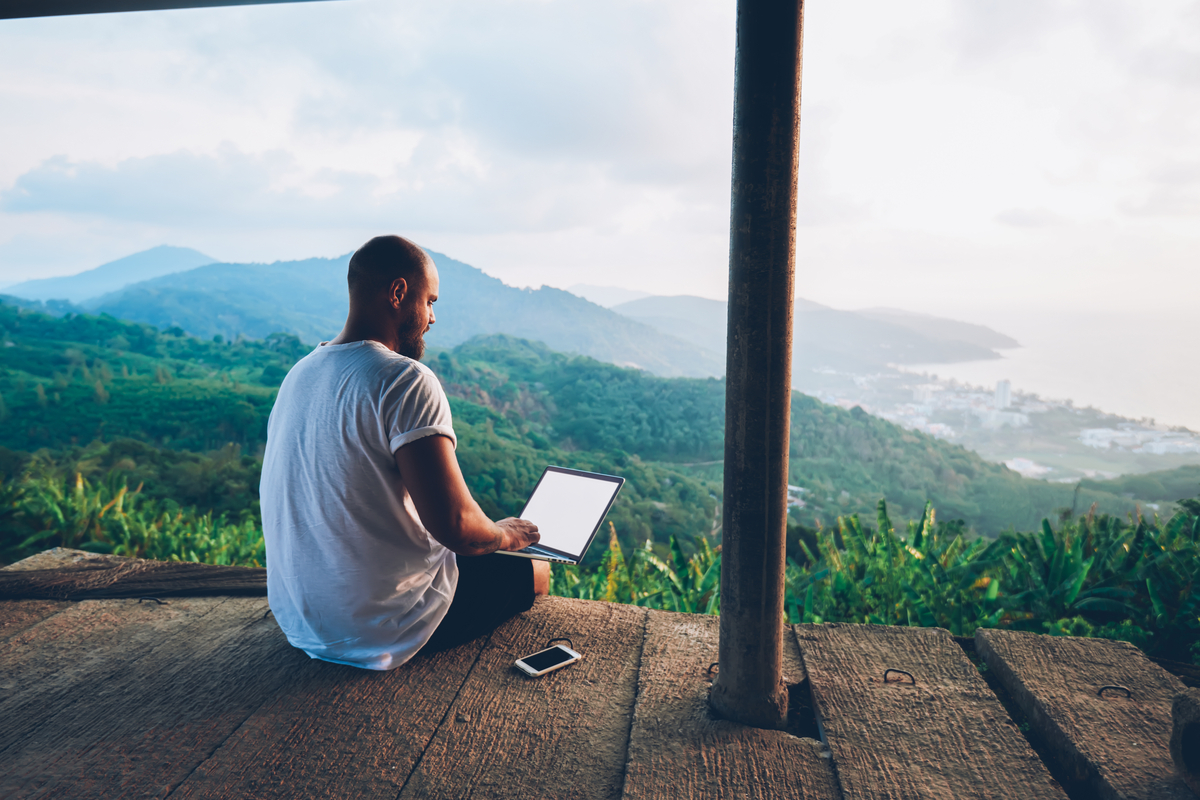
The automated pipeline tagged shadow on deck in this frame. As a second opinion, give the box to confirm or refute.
[0,549,1193,799]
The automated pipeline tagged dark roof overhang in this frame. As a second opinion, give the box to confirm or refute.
[0,0,332,21]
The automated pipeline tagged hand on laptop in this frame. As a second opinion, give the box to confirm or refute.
[497,518,540,552]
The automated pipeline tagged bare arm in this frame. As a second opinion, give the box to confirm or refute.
[394,434,539,555]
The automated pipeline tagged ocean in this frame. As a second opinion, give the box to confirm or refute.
[904,308,1199,431]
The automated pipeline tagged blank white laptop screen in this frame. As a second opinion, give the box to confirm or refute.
[517,467,624,559]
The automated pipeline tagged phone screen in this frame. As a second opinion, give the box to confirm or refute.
[522,646,575,672]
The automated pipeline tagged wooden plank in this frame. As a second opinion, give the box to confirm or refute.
[621,611,840,800]
[976,628,1191,800]
[797,622,1067,800]
[1,551,89,638]
[168,636,492,800]
[0,596,234,754]
[398,596,647,800]
[0,596,312,799]
[2,547,118,571]
[0,560,266,600]
[0,599,71,643]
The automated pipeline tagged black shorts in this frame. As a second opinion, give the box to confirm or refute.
[422,553,535,652]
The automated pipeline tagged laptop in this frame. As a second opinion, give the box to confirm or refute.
[498,466,625,564]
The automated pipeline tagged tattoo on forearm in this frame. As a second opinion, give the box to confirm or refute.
[462,530,503,554]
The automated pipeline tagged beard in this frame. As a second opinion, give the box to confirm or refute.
[396,315,427,360]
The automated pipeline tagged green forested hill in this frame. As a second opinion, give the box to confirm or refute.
[0,303,719,562]
[1079,466,1200,507]
[0,303,303,452]
[427,336,1139,531]
[432,335,726,461]
[782,398,1131,531]
[0,302,1154,561]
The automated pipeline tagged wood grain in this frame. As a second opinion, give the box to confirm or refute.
[0,551,78,643]
[797,622,1067,800]
[0,596,311,799]
[1,547,266,600]
[0,561,266,600]
[168,635,490,800]
[0,596,233,753]
[976,628,1191,800]
[2,547,114,571]
[0,599,71,644]
[398,596,647,800]
[621,611,840,800]
[1170,689,1200,795]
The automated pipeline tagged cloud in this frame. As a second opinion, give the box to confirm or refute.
[2,0,1200,311]
[0,0,747,283]
[950,0,1074,65]
[1118,194,1195,219]
[150,0,738,187]
[3,149,290,225]
[949,0,1145,69]
[995,208,1067,228]
[1,137,697,236]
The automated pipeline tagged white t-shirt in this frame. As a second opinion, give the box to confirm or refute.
[261,339,459,670]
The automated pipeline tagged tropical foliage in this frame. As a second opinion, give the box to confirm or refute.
[550,523,722,614]
[554,499,1200,663]
[6,457,1199,661]
[0,432,718,568]
[0,463,263,566]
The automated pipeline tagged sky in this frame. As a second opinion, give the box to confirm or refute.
[0,0,1198,321]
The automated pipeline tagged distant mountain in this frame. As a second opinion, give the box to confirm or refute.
[5,246,216,304]
[612,294,1010,384]
[89,256,350,344]
[856,307,1020,350]
[795,303,1002,369]
[610,295,728,356]
[90,251,724,378]
[567,284,652,308]
[84,253,1013,383]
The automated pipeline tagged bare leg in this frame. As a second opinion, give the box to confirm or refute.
[533,560,551,596]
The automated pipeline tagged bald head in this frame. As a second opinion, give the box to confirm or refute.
[335,235,439,359]
[347,235,432,298]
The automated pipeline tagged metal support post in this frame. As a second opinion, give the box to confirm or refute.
[710,0,804,730]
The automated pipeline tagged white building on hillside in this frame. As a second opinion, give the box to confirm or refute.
[994,379,1012,409]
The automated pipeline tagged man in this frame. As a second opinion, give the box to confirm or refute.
[261,235,549,670]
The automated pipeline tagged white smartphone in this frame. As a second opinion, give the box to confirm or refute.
[515,644,582,677]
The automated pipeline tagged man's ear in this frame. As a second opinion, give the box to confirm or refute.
[388,277,409,309]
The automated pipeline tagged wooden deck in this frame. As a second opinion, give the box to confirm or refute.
[0,550,1192,799]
